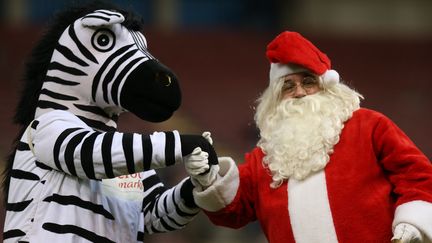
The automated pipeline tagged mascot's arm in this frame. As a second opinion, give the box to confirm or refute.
[139,170,199,235]
[30,110,216,179]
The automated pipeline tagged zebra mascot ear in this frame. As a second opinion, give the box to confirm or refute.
[80,9,125,27]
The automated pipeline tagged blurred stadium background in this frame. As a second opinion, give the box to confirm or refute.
[1,0,431,242]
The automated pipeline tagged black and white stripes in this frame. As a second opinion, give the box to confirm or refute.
[142,172,199,235]
[31,110,182,179]
[4,110,197,242]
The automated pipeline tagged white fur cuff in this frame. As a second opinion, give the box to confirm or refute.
[393,200,432,243]
[193,157,239,212]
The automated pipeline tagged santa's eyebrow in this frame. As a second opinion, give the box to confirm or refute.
[303,73,315,78]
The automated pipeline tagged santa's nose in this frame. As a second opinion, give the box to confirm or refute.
[292,86,307,98]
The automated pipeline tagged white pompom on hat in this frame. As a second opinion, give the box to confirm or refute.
[266,31,339,86]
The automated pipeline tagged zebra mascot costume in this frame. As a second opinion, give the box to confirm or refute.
[3,3,217,242]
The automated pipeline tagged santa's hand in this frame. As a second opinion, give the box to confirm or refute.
[391,223,423,243]
[184,147,219,187]
[184,147,210,176]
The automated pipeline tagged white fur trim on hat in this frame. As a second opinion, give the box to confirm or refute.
[269,63,308,82]
[321,69,340,86]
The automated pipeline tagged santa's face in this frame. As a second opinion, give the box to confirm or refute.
[255,81,361,187]
[280,72,321,99]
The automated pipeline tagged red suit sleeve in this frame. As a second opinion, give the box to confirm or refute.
[373,114,432,206]
[205,149,261,228]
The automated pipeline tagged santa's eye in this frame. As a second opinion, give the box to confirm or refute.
[302,76,318,87]
[91,28,115,52]
[282,80,296,92]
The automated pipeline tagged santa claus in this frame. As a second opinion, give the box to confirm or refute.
[185,31,432,243]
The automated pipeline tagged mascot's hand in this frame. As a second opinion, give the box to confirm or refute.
[391,223,423,243]
[180,133,218,165]
[201,131,213,145]
[184,147,220,188]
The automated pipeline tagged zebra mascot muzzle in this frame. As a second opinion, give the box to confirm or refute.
[3,3,217,242]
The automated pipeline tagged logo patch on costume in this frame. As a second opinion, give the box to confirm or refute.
[102,172,144,200]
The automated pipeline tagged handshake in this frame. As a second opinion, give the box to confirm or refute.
[183,132,220,188]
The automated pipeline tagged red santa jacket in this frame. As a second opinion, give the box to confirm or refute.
[194,108,432,243]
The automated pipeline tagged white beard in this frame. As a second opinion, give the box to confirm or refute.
[257,85,360,187]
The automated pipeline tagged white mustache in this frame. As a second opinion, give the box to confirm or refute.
[277,93,325,117]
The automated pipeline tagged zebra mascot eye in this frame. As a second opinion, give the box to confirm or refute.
[91,28,115,52]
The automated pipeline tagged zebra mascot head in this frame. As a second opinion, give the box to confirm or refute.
[18,2,181,131]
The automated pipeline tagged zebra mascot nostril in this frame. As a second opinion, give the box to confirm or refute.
[2,2,217,242]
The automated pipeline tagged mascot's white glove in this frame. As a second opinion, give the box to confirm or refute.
[184,132,220,188]
[202,131,213,146]
[392,223,423,243]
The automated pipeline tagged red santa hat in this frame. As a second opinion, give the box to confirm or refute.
[266,31,339,85]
